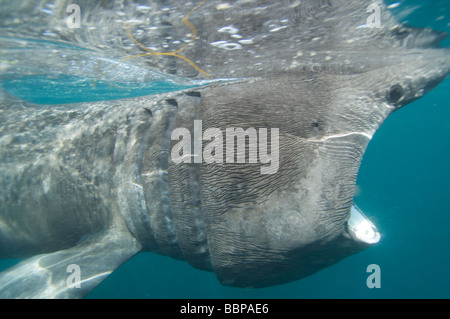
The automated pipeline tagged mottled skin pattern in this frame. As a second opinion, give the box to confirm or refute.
[0,0,449,297]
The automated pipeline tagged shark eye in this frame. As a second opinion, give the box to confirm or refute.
[388,84,405,103]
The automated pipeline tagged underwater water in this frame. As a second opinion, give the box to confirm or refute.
[0,0,449,299]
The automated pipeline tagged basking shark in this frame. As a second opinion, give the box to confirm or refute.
[0,0,449,298]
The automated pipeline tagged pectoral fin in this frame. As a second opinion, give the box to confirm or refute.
[0,229,141,299]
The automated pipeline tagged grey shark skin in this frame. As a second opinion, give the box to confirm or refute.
[0,0,449,298]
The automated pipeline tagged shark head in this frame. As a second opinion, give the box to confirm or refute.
[157,1,450,287]
[354,24,450,112]
[378,47,449,110]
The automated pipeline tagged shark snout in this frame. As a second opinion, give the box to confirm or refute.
[391,48,450,107]
[426,49,450,92]
[399,26,448,49]
[418,29,448,48]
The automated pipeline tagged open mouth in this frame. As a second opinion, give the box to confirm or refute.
[347,204,381,245]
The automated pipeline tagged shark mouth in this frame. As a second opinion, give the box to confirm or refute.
[347,204,381,245]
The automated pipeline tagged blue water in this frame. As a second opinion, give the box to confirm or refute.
[1,0,449,298]
[1,75,200,105]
